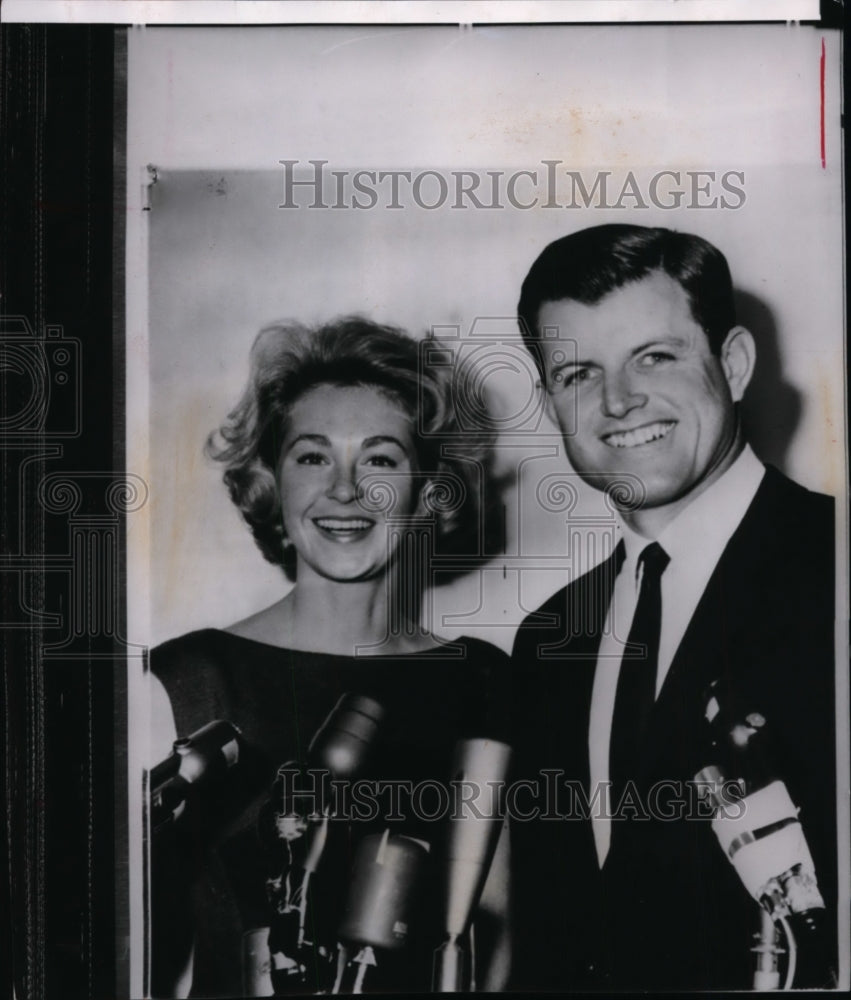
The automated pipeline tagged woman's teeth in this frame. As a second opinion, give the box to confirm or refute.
[314,517,374,534]
[604,421,675,448]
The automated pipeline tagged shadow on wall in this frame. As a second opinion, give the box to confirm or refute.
[736,289,802,474]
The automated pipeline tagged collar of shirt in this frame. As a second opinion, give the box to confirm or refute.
[616,443,765,691]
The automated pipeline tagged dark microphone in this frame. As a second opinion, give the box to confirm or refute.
[299,693,385,872]
[260,694,385,994]
[150,719,241,833]
[433,738,512,992]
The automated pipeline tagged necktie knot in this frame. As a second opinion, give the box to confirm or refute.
[638,541,669,581]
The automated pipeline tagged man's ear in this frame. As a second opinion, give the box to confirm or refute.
[719,326,756,403]
[539,378,559,427]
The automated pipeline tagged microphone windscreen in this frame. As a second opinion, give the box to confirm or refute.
[711,780,825,910]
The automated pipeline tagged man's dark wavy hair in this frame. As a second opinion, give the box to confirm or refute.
[206,316,487,580]
[517,224,737,377]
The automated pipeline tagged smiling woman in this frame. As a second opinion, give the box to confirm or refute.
[200,317,484,646]
[148,318,510,997]
[276,384,421,588]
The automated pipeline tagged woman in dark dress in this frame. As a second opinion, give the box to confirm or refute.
[149,318,510,997]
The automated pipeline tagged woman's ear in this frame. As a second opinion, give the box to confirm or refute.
[719,326,756,403]
[415,478,434,518]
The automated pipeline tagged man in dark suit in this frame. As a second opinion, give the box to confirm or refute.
[510,225,837,991]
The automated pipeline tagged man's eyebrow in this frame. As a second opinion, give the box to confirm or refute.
[362,435,405,450]
[628,337,688,357]
[551,357,598,370]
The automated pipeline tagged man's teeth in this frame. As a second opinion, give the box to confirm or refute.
[605,421,675,448]
[315,518,374,531]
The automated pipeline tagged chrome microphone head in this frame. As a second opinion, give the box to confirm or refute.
[308,693,385,780]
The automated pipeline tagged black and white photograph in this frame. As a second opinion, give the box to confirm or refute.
[1,3,848,998]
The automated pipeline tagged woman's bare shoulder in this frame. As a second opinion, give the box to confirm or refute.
[224,596,293,646]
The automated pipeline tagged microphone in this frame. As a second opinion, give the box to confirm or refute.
[334,830,430,994]
[300,693,385,870]
[150,719,241,833]
[260,694,385,994]
[308,693,386,783]
[433,738,512,992]
[694,683,829,988]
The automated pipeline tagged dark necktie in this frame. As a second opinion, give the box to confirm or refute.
[609,541,670,817]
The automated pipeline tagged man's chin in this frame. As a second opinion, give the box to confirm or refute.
[573,469,656,512]
[595,469,697,511]
[569,459,701,517]
[609,476,701,515]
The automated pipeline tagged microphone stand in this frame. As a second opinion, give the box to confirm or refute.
[296,808,329,948]
[752,906,784,990]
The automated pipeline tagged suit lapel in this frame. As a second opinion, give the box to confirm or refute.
[641,471,782,780]
[538,542,624,661]
[555,544,624,790]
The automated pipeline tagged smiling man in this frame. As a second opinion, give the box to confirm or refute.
[509,225,837,991]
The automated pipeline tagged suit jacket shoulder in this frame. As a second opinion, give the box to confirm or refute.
[512,464,834,664]
[512,549,621,663]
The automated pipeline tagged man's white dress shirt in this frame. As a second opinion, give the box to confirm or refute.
[588,445,765,865]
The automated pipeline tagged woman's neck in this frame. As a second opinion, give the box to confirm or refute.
[227,567,432,655]
[289,572,392,653]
